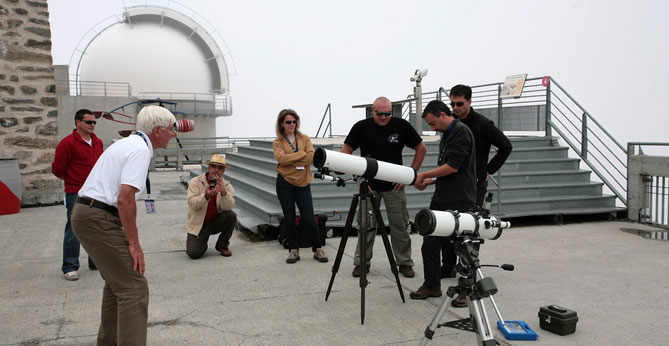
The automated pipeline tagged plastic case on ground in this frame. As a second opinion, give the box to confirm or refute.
[538,305,578,335]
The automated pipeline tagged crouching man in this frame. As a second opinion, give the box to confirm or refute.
[186,154,237,259]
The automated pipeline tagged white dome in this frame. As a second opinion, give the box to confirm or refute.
[74,5,231,96]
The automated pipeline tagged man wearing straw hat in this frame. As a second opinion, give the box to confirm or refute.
[186,154,237,259]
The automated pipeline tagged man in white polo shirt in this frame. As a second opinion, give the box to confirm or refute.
[71,105,176,346]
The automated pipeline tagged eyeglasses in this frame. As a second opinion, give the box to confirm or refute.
[375,111,392,117]
[284,120,297,125]
[450,101,466,107]
[160,126,176,134]
[83,120,97,125]
[210,165,225,171]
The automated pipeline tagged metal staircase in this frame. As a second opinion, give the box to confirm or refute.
[189,75,630,232]
[221,135,622,232]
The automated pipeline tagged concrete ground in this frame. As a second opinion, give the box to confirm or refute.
[1,170,668,346]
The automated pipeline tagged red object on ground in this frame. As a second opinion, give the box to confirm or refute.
[0,181,20,215]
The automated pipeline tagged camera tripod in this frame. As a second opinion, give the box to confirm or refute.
[420,236,512,346]
[325,179,405,324]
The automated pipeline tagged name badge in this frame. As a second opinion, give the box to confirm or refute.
[296,166,305,170]
[145,199,156,214]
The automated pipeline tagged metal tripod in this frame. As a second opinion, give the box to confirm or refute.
[420,237,508,346]
[325,179,405,324]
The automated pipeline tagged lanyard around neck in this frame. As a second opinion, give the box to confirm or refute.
[134,132,151,195]
[286,135,298,152]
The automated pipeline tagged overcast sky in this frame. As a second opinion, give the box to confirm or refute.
[48,0,669,144]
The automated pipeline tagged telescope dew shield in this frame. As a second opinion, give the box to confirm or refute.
[414,209,509,240]
[174,119,194,132]
[313,148,416,185]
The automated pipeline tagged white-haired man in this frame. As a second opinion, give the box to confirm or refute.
[71,105,177,346]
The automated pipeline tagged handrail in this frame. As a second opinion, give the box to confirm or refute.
[316,103,332,138]
[546,76,628,206]
[413,75,628,210]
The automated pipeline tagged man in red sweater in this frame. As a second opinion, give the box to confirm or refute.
[52,109,104,281]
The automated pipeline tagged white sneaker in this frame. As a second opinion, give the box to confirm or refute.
[64,271,79,281]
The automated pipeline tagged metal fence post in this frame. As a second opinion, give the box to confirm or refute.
[581,113,588,159]
[545,79,552,137]
[497,84,503,130]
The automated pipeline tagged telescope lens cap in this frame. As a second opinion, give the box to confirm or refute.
[414,209,436,236]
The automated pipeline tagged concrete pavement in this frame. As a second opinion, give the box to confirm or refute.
[1,170,668,346]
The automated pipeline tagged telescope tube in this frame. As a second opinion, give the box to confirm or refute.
[313,148,416,185]
[414,209,509,240]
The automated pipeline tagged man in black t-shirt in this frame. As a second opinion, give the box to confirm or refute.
[342,96,427,278]
[409,100,476,305]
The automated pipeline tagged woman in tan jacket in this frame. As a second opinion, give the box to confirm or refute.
[273,109,328,264]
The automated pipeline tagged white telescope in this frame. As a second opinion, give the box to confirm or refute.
[313,148,416,185]
[414,209,510,240]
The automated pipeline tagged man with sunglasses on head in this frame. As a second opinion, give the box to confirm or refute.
[186,154,237,259]
[341,96,427,278]
[52,108,103,281]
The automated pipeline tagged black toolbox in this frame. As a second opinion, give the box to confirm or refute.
[538,305,578,335]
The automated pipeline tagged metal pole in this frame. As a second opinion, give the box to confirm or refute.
[581,113,588,159]
[497,84,503,131]
[415,83,423,133]
[546,79,552,137]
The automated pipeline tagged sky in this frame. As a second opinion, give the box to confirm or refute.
[48,0,669,144]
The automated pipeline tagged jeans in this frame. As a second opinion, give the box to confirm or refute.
[62,193,95,273]
[276,175,321,252]
[421,201,474,289]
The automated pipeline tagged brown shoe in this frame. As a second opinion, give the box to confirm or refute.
[216,247,232,257]
[351,265,370,277]
[451,294,468,308]
[409,286,442,300]
[398,265,415,278]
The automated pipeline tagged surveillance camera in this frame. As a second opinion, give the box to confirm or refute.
[419,69,428,78]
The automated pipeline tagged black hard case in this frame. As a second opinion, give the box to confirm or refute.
[278,214,327,248]
[538,305,578,335]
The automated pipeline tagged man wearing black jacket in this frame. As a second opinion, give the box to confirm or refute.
[449,84,513,206]
[438,85,513,307]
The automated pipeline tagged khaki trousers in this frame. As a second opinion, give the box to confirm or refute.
[353,188,413,267]
[71,203,149,346]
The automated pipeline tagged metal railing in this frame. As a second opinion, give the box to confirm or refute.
[627,142,669,229]
[57,79,132,97]
[405,76,628,209]
[545,76,627,205]
[138,92,232,115]
[316,103,332,138]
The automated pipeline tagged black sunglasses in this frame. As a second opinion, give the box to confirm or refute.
[83,120,97,125]
[450,101,466,107]
[284,120,297,124]
[375,111,392,117]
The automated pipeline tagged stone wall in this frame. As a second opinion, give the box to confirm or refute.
[0,0,61,206]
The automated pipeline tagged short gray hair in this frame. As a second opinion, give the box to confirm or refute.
[135,105,176,134]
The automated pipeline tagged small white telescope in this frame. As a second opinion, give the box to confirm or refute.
[414,209,511,240]
[313,148,416,185]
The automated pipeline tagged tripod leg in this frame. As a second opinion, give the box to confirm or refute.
[359,194,370,325]
[419,294,453,346]
[369,194,405,302]
[325,195,359,301]
[469,297,496,346]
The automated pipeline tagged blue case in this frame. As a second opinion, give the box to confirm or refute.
[497,320,539,340]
